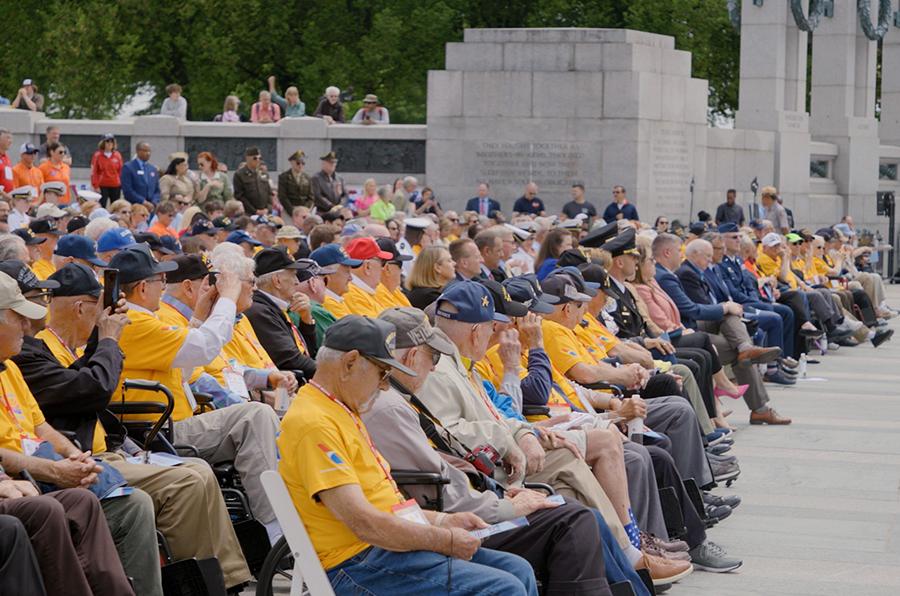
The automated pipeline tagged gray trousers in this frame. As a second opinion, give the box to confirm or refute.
[622,442,667,539]
[645,395,713,487]
[698,313,753,353]
[101,488,162,596]
[173,401,280,524]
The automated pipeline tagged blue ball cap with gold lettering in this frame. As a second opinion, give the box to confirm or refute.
[435,280,509,324]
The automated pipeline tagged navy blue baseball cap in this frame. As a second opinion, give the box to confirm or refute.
[717,222,739,234]
[54,234,108,267]
[435,280,508,324]
[503,277,555,314]
[107,244,178,285]
[0,260,59,292]
[556,266,599,295]
[226,230,263,247]
[159,235,182,255]
[97,228,136,253]
[189,219,218,237]
[310,243,363,268]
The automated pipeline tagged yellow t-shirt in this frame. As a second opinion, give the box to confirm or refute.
[277,382,405,570]
[36,329,107,453]
[117,308,194,421]
[374,284,411,311]
[31,259,56,281]
[812,256,831,278]
[226,317,275,370]
[541,318,600,377]
[322,294,350,320]
[0,360,45,452]
[157,301,208,384]
[342,282,383,318]
[757,252,798,289]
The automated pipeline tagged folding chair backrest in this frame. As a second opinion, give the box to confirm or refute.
[260,470,336,596]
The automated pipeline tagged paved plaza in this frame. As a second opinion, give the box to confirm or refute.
[678,284,900,595]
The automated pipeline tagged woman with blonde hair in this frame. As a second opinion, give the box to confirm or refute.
[355,178,378,218]
[131,203,150,232]
[221,95,241,122]
[404,245,456,310]
[108,199,133,227]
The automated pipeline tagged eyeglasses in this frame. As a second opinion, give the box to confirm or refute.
[363,356,392,383]
[25,291,51,305]
[425,345,442,366]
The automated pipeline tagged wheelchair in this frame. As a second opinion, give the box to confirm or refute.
[108,379,271,595]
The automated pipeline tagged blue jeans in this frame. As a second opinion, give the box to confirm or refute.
[327,545,538,595]
[749,301,794,357]
[591,510,651,596]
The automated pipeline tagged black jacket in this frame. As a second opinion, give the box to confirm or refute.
[406,285,442,311]
[245,291,317,384]
[603,281,646,339]
[13,333,124,451]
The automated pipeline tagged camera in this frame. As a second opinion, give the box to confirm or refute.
[465,444,502,477]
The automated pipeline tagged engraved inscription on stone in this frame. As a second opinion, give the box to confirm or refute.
[649,126,692,215]
[183,137,277,170]
[42,134,132,169]
[332,140,426,174]
[471,141,587,189]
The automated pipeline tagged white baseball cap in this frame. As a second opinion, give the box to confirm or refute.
[761,232,783,248]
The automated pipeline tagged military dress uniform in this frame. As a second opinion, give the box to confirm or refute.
[233,165,272,213]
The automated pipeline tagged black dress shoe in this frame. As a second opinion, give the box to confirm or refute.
[872,329,894,348]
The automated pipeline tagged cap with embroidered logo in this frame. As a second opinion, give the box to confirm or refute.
[435,280,509,324]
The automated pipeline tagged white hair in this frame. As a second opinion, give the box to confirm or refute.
[84,218,119,242]
[0,234,27,262]
[325,86,340,96]
[403,176,417,188]
[315,345,345,365]
[209,246,255,279]
[685,238,712,257]
[210,242,243,260]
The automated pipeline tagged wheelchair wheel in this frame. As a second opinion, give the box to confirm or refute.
[255,537,293,596]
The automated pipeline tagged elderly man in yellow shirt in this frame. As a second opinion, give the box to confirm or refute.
[106,244,283,544]
[309,243,361,319]
[343,237,394,317]
[26,218,59,280]
[374,237,413,309]
[277,314,538,595]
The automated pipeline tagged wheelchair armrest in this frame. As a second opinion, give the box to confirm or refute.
[522,482,556,496]
[582,381,625,397]
[391,469,450,512]
[115,380,175,453]
[522,405,550,417]
[193,392,215,413]
[107,401,168,415]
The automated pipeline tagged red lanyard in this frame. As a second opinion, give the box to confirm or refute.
[235,323,272,366]
[282,311,308,354]
[466,368,503,423]
[308,380,404,501]
[45,327,78,363]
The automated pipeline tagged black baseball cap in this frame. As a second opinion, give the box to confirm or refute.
[133,232,175,255]
[293,258,333,282]
[555,266,599,296]
[557,248,588,268]
[212,216,238,232]
[13,228,46,245]
[475,278,528,318]
[322,315,416,376]
[29,217,62,236]
[189,220,218,237]
[254,247,305,277]
[107,244,178,284]
[48,263,102,298]
[166,255,212,284]
[67,216,89,234]
[578,264,610,291]
[502,277,555,314]
[0,260,59,293]
[375,237,413,264]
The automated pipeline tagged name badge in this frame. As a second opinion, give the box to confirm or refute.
[3,166,11,179]
[391,498,429,526]
[183,382,199,412]
[223,366,250,399]
[22,437,42,456]
[137,170,144,176]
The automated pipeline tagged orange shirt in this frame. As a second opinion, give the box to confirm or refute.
[38,160,71,203]
[12,162,43,190]
[148,221,177,239]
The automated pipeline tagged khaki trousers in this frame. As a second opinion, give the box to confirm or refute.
[526,447,632,552]
[100,453,252,588]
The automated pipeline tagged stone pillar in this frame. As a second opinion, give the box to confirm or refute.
[426,28,708,220]
[880,23,900,146]
[734,0,812,222]
[810,1,880,225]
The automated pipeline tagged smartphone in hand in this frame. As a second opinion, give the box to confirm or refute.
[102,269,119,311]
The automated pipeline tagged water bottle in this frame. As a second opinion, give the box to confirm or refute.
[274,386,291,416]
[627,417,644,445]
[799,353,807,379]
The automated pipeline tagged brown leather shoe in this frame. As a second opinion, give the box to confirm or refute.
[737,346,781,364]
[637,552,694,585]
[749,408,792,425]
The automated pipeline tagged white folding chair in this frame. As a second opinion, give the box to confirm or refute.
[260,470,336,596]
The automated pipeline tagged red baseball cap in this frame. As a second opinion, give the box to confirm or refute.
[345,237,393,261]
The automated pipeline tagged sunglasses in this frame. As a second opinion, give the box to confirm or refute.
[363,356,392,382]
